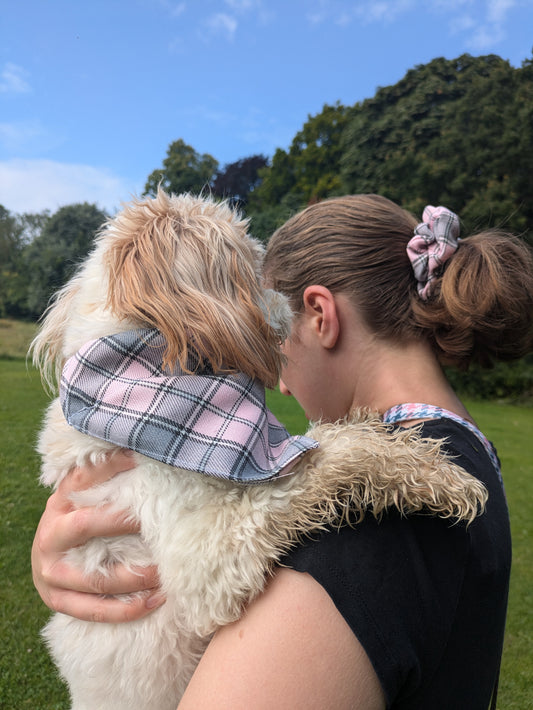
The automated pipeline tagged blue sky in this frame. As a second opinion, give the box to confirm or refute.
[1,0,532,215]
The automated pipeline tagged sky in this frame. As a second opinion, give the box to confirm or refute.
[1,0,532,216]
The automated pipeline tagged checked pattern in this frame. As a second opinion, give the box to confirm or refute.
[60,329,318,483]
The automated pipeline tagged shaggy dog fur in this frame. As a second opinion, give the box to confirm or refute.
[31,191,488,710]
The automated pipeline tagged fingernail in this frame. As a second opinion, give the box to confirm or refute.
[146,593,166,609]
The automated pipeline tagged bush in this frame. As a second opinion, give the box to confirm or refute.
[445,355,533,402]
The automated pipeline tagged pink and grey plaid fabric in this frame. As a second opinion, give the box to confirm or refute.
[60,329,318,483]
[383,402,502,484]
[406,205,461,299]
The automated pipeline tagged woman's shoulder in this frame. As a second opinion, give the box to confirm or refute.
[416,417,502,490]
[178,566,386,709]
[282,416,511,703]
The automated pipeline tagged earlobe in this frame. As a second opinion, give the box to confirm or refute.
[302,286,340,349]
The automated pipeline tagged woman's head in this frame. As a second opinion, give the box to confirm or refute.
[264,194,533,369]
[265,194,421,340]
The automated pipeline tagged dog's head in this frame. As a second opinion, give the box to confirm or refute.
[31,190,292,391]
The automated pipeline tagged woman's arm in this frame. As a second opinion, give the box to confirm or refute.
[178,567,386,710]
[33,457,386,706]
[31,451,164,622]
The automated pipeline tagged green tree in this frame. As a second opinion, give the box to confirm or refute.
[144,139,219,197]
[250,103,353,209]
[248,147,298,210]
[0,205,25,318]
[339,54,533,238]
[247,193,305,244]
[24,203,107,318]
[0,208,51,318]
[19,211,50,244]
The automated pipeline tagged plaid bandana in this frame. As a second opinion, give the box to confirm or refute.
[383,402,502,484]
[60,329,318,484]
[406,205,460,299]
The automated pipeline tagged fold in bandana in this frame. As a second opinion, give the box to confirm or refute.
[60,329,319,483]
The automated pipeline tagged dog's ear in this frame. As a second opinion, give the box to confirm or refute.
[104,191,284,387]
[260,289,293,343]
[29,278,81,392]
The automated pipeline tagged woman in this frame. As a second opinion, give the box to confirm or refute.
[32,195,533,708]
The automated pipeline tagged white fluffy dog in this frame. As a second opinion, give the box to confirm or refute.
[31,190,487,710]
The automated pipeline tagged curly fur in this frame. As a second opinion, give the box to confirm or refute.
[31,191,487,710]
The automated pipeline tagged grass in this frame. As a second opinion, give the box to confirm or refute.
[0,359,70,709]
[0,320,531,708]
[0,318,38,359]
[466,401,533,706]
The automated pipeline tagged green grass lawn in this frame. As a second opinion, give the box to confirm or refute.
[1,348,531,708]
[0,358,70,709]
[0,318,38,359]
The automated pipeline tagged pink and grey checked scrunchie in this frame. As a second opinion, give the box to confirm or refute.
[406,205,461,299]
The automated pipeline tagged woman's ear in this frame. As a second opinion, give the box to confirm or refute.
[302,285,340,349]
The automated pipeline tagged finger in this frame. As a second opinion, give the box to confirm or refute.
[41,560,161,596]
[45,589,166,624]
[59,450,137,498]
[36,505,141,554]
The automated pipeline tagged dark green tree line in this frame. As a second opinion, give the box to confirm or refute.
[24,203,108,317]
[248,53,533,243]
[0,203,107,320]
[339,54,533,238]
[0,206,27,319]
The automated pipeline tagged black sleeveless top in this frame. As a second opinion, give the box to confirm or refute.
[283,419,511,709]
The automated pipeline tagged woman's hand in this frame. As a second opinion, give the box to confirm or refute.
[31,451,165,623]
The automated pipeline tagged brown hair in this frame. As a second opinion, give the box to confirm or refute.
[264,194,533,368]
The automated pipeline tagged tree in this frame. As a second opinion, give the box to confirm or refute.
[144,139,219,197]
[246,193,305,244]
[248,147,299,210]
[249,103,353,209]
[0,205,23,271]
[24,203,107,318]
[211,154,268,206]
[0,207,51,318]
[0,205,25,318]
[19,210,50,244]
[339,54,533,238]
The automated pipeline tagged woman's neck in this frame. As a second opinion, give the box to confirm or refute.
[347,336,474,425]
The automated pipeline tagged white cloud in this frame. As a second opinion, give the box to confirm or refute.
[305,0,515,35]
[170,2,186,17]
[205,13,238,40]
[224,0,255,10]
[362,2,390,22]
[335,12,353,26]
[429,0,473,9]
[306,11,327,25]
[364,0,415,22]
[0,63,31,94]
[0,120,45,151]
[446,0,516,50]
[151,0,186,17]
[467,22,505,49]
[487,0,516,23]
[307,0,416,27]
[425,0,519,51]
[449,13,477,33]
[0,159,140,215]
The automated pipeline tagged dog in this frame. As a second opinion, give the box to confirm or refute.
[31,190,487,710]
